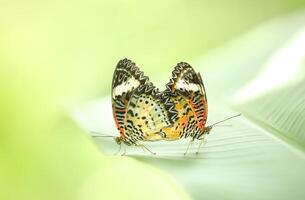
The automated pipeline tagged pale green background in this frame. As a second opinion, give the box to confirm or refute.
[1,1,305,200]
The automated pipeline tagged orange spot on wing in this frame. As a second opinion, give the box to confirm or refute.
[180,116,188,127]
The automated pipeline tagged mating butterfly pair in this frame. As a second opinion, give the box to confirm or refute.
[109,58,238,155]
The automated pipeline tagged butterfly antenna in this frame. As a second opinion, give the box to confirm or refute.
[90,131,115,138]
[210,114,241,127]
[213,124,232,127]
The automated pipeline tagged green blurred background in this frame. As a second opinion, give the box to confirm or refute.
[1,1,305,199]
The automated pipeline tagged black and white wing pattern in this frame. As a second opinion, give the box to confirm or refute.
[111,58,150,141]
[165,62,208,130]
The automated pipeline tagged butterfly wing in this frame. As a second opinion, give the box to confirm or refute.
[111,58,150,140]
[125,83,175,141]
[166,62,208,128]
[160,62,208,140]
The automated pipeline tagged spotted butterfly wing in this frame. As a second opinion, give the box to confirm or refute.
[111,58,150,141]
[159,62,208,140]
[124,83,175,142]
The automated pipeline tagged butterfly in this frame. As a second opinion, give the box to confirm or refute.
[158,62,211,154]
[159,63,240,154]
[110,58,175,155]
[95,58,240,155]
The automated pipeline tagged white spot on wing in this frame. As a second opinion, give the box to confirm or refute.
[176,78,201,92]
[113,77,140,98]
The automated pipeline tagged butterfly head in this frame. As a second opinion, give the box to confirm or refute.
[197,126,212,139]
[204,126,212,134]
[114,136,122,145]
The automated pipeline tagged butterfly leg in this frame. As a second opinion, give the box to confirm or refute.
[114,143,122,155]
[136,144,156,155]
[196,137,207,155]
[121,145,127,156]
[184,139,194,156]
